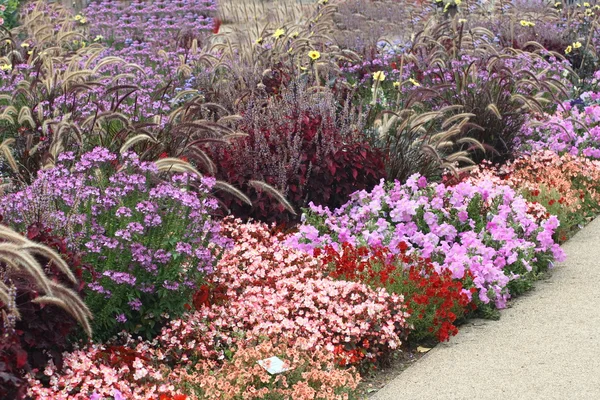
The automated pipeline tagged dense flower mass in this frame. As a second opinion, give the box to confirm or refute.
[289,175,565,308]
[25,342,175,400]
[159,220,410,365]
[166,339,362,400]
[317,243,475,342]
[465,151,600,241]
[26,337,362,400]
[1,148,230,340]
[84,0,216,44]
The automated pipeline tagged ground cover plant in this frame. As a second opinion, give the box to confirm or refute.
[2,0,600,398]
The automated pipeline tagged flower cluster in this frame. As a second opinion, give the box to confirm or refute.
[83,0,216,44]
[289,174,565,309]
[317,242,475,343]
[520,97,600,159]
[158,219,410,366]
[26,336,361,400]
[0,148,230,341]
[25,341,181,399]
[168,339,361,399]
[465,151,600,241]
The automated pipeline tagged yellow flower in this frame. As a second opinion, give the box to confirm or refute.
[308,50,321,60]
[319,0,328,4]
[595,5,600,9]
[454,0,461,5]
[373,71,386,82]
[409,78,421,86]
[80,17,87,24]
[74,14,82,21]
[255,37,263,45]
[565,45,572,54]
[584,2,590,6]
[435,0,442,2]
[444,3,450,11]
[20,43,29,48]
[300,66,308,71]
[27,50,33,55]
[290,31,299,38]
[585,9,593,15]
[393,81,400,88]
[573,41,582,49]
[94,35,104,42]
[554,1,560,5]
[0,64,11,71]
[458,18,467,23]
[520,20,535,27]
[273,28,285,39]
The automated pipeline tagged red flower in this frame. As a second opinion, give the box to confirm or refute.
[398,241,408,252]
[192,285,211,309]
[160,395,187,400]
[212,17,221,34]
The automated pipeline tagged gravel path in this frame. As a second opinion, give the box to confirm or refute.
[373,217,600,400]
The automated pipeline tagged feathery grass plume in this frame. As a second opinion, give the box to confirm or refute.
[0,225,92,337]
[400,17,570,164]
[0,5,111,180]
[249,180,296,215]
[208,1,356,99]
[14,1,86,49]
[375,106,480,182]
[332,0,426,55]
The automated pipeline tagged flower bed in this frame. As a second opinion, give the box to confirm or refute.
[2,0,600,398]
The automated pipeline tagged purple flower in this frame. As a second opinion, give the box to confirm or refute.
[128,298,142,311]
[103,270,137,286]
[115,314,127,323]
[116,207,132,217]
[162,280,180,291]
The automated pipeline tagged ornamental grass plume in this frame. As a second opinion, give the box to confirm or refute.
[0,224,92,337]
[373,106,481,182]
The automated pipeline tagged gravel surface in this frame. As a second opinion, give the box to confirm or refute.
[373,217,600,400]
